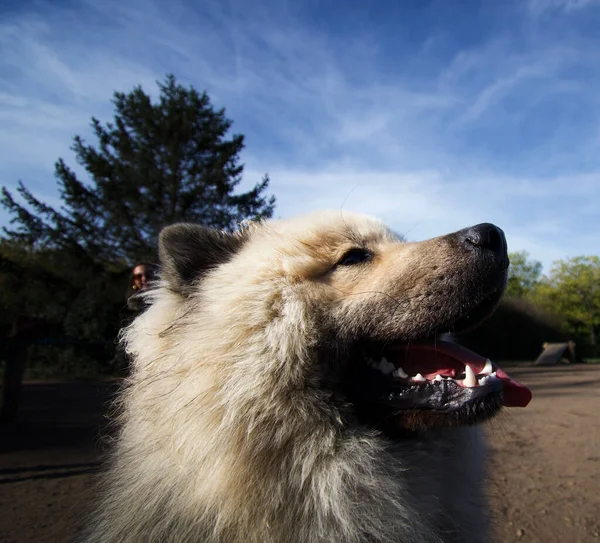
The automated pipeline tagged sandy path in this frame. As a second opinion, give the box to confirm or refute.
[0,366,598,542]
[487,365,600,543]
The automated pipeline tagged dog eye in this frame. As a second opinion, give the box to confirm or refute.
[338,248,372,266]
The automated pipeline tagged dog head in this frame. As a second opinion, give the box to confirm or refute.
[156,211,531,436]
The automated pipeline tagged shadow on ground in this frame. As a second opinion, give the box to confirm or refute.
[0,380,119,543]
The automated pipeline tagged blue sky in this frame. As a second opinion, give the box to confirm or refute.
[1,0,599,272]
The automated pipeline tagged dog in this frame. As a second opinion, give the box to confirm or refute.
[81,211,531,543]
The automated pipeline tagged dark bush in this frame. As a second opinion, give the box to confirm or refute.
[458,298,570,361]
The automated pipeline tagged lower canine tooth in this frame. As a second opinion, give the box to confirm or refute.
[412,373,426,382]
[463,365,478,387]
[434,374,443,382]
[478,376,489,386]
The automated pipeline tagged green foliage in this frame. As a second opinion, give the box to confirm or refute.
[532,256,600,345]
[1,75,276,375]
[0,241,81,327]
[23,344,118,380]
[505,251,542,299]
[460,298,569,361]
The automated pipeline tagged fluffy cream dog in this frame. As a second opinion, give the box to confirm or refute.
[82,211,531,543]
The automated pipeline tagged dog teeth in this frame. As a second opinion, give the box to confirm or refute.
[434,374,443,382]
[463,365,477,387]
[481,359,493,375]
[392,367,408,379]
[378,357,396,375]
[367,357,397,375]
[478,375,489,386]
[412,373,426,382]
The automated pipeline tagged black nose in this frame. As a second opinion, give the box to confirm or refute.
[459,223,507,260]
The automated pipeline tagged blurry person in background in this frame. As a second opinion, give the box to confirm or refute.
[126,262,157,313]
[110,262,158,371]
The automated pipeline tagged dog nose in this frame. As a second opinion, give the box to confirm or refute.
[459,223,507,262]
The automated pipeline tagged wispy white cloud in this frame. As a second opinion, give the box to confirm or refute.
[241,164,599,272]
[529,0,600,14]
[0,0,599,272]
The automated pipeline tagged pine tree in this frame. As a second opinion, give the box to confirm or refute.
[2,74,275,265]
[0,74,276,366]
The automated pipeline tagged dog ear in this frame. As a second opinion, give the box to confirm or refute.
[159,223,247,295]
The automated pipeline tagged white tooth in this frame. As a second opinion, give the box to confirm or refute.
[490,371,498,379]
[478,376,489,386]
[481,359,493,375]
[412,373,426,382]
[434,374,443,382]
[377,357,396,375]
[393,367,408,379]
[463,365,477,387]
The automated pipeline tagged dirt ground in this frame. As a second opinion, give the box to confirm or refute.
[486,364,600,543]
[0,365,599,543]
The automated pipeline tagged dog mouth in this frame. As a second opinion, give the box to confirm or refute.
[344,288,532,432]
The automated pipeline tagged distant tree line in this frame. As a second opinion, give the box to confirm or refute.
[461,251,600,361]
[506,251,599,348]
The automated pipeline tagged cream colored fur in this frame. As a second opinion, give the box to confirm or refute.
[82,211,492,543]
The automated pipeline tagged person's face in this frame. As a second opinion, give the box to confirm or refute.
[133,265,149,290]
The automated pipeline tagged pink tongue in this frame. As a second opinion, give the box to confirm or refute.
[388,340,532,408]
